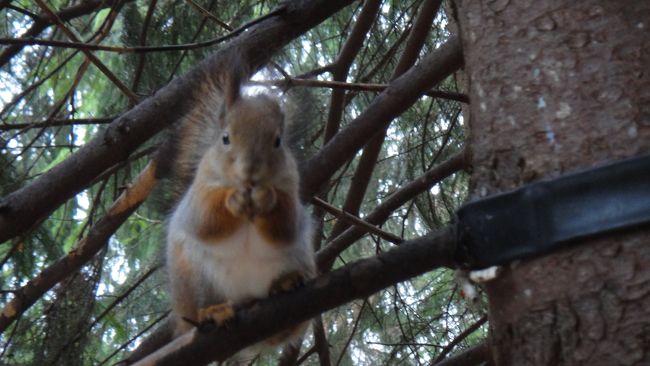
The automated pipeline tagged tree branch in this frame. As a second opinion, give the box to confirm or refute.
[277,341,302,366]
[0,0,357,245]
[313,316,332,366]
[33,0,140,103]
[431,343,491,366]
[131,228,457,366]
[323,0,381,142]
[131,0,159,94]
[0,6,287,56]
[329,0,444,239]
[311,197,403,244]
[250,78,468,103]
[301,35,463,200]
[101,311,171,366]
[316,149,466,271]
[334,301,366,366]
[0,0,133,67]
[0,162,158,334]
[0,117,115,131]
[433,315,487,363]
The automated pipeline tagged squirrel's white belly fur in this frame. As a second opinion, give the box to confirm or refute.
[184,224,296,303]
[167,190,306,306]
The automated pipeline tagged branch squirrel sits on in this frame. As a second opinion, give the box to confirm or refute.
[164,61,316,362]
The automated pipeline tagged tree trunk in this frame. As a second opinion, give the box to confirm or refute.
[454,1,650,365]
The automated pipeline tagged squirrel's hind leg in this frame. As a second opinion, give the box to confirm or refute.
[168,240,202,337]
[265,270,310,346]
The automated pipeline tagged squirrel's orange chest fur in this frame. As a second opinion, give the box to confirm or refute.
[195,187,297,245]
[196,187,244,241]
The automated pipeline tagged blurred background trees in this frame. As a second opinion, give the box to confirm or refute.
[0,1,482,365]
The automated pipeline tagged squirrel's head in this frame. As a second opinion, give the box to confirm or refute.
[220,94,288,187]
[210,71,296,190]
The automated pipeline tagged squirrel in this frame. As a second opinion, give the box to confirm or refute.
[164,62,316,360]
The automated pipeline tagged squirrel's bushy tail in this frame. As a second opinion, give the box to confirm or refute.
[156,54,251,196]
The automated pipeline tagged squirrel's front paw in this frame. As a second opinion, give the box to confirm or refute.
[226,188,253,218]
[251,185,277,215]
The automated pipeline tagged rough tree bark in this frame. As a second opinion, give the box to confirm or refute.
[455,1,650,365]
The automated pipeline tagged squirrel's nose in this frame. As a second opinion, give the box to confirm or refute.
[244,179,254,191]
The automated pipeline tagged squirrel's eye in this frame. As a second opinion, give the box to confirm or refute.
[222,133,230,145]
[274,136,281,148]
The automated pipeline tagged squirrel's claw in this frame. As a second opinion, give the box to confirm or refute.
[251,185,277,215]
[197,302,235,330]
[226,189,253,218]
[226,186,277,219]
[269,270,305,295]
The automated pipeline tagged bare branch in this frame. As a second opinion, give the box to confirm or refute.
[311,197,403,244]
[0,0,357,245]
[0,117,115,131]
[0,0,133,67]
[250,78,468,103]
[0,162,158,334]
[131,0,159,93]
[301,36,463,200]
[133,228,456,366]
[316,150,466,271]
[334,301,366,366]
[33,0,140,103]
[277,342,302,366]
[323,0,381,142]
[431,343,491,366]
[100,311,171,366]
[5,4,39,19]
[184,0,230,30]
[433,315,488,363]
[313,316,332,366]
[329,0,444,239]
[392,0,443,78]
[0,8,283,56]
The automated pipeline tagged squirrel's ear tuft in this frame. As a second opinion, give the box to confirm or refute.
[222,53,251,108]
[223,71,242,108]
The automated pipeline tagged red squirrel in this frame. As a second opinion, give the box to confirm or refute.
[165,65,315,361]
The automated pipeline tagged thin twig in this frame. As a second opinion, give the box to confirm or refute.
[0,117,115,131]
[0,161,159,334]
[323,0,381,142]
[0,0,134,67]
[73,265,162,347]
[33,0,139,103]
[313,316,331,366]
[131,0,159,94]
[295,345,318,366]
[316,150,466,271]
[99,311,170,366]
[0,5,288,56]
[251,78,469,103]
[311,197,403,244]
[184,0,230,29]
[334,301,367,366]
[433,315,488,363]
[5,4,39,18]
[430,343,490,366]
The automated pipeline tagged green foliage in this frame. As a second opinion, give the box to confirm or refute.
[0,0,484,365]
